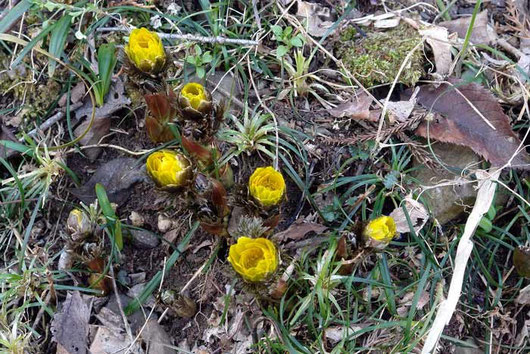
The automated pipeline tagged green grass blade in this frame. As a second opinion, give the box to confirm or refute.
[11,23,56,67]
[0,0,32,34]
[95,183,122,250]
[48,15,72,77]
[96,42,117,106]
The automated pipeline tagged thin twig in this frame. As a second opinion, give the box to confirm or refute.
[109,265,134,341]
[21,102,83,141]
[96,27,259,46]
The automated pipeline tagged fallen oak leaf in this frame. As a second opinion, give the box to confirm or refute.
[74,117,111,161]
[295,0,336,37]
[407,78,530,168]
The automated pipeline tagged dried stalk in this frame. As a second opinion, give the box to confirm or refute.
[321,111,427,146]
[96,27,259,46]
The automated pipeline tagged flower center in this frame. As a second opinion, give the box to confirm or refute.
[261,176,281,190]
[241,248,263,268]
[185,86,200,96]
[137,36,150,49]
[159,155,182,172]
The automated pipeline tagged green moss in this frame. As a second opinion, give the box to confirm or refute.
[0,51,62,124]
[337,24,424,87]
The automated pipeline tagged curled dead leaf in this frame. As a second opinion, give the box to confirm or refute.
[440,11,497,45]
[329,92,374,121]
[389,196,429,234]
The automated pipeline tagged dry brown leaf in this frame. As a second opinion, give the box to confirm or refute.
[274,219,327,242]
[59,82,86,107]
[516,284,530,305]
[51,291,92,354]
[90,326,143,353]
[410,78,530,168]
[0,124,17,158]
[141,320,174,354]
[70,157,146,205]
[75,78,130,121]
[74,117,111,161]
[329,92,374,121]
[296,0,335,37]
[440,11,497,45]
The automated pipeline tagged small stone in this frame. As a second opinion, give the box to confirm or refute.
[157,214,173,233]
[129,211,145,227]
[130,229,160,249]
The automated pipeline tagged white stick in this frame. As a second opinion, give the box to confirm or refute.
[422,168,501,353]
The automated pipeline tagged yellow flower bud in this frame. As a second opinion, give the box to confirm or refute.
[178,82,213,119]
[67,209,93,240]
[124,28,166,74]
[363,216,397,243]
[146,150,192,190]
[228,237,278,282]
[249,166,286,208]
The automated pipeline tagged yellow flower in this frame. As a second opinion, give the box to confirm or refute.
[249,167,286,208]
[178,82,213,119]
[363,216,397,243]
[146,150,192,190]
[228,237,278,282]
[124,28,166,74]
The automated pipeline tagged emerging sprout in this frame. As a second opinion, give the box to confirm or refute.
[249,166,286,208]
[144,92,177,143]
[363,216,397,244]
[178,82,213,119]
[66,209,93,241]
[124,28,166,74]
[228,237,278,282]
[146,150,192,190]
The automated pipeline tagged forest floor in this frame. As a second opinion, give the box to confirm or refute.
[1,0,530,353]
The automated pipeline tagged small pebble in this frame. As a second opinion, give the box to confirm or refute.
[130,229,160,249]
[129,211,145,227]
[157,214,173,233]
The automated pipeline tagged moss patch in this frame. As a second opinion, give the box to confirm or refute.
[337,24,424,87]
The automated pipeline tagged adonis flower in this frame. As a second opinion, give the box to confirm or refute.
[146,150,192,190]
[228,237,278,282]
[178,82,213,119]
[124,28,166,74]
[66,209,93,240]
[363,216,397,243]
[249,166,286,208]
